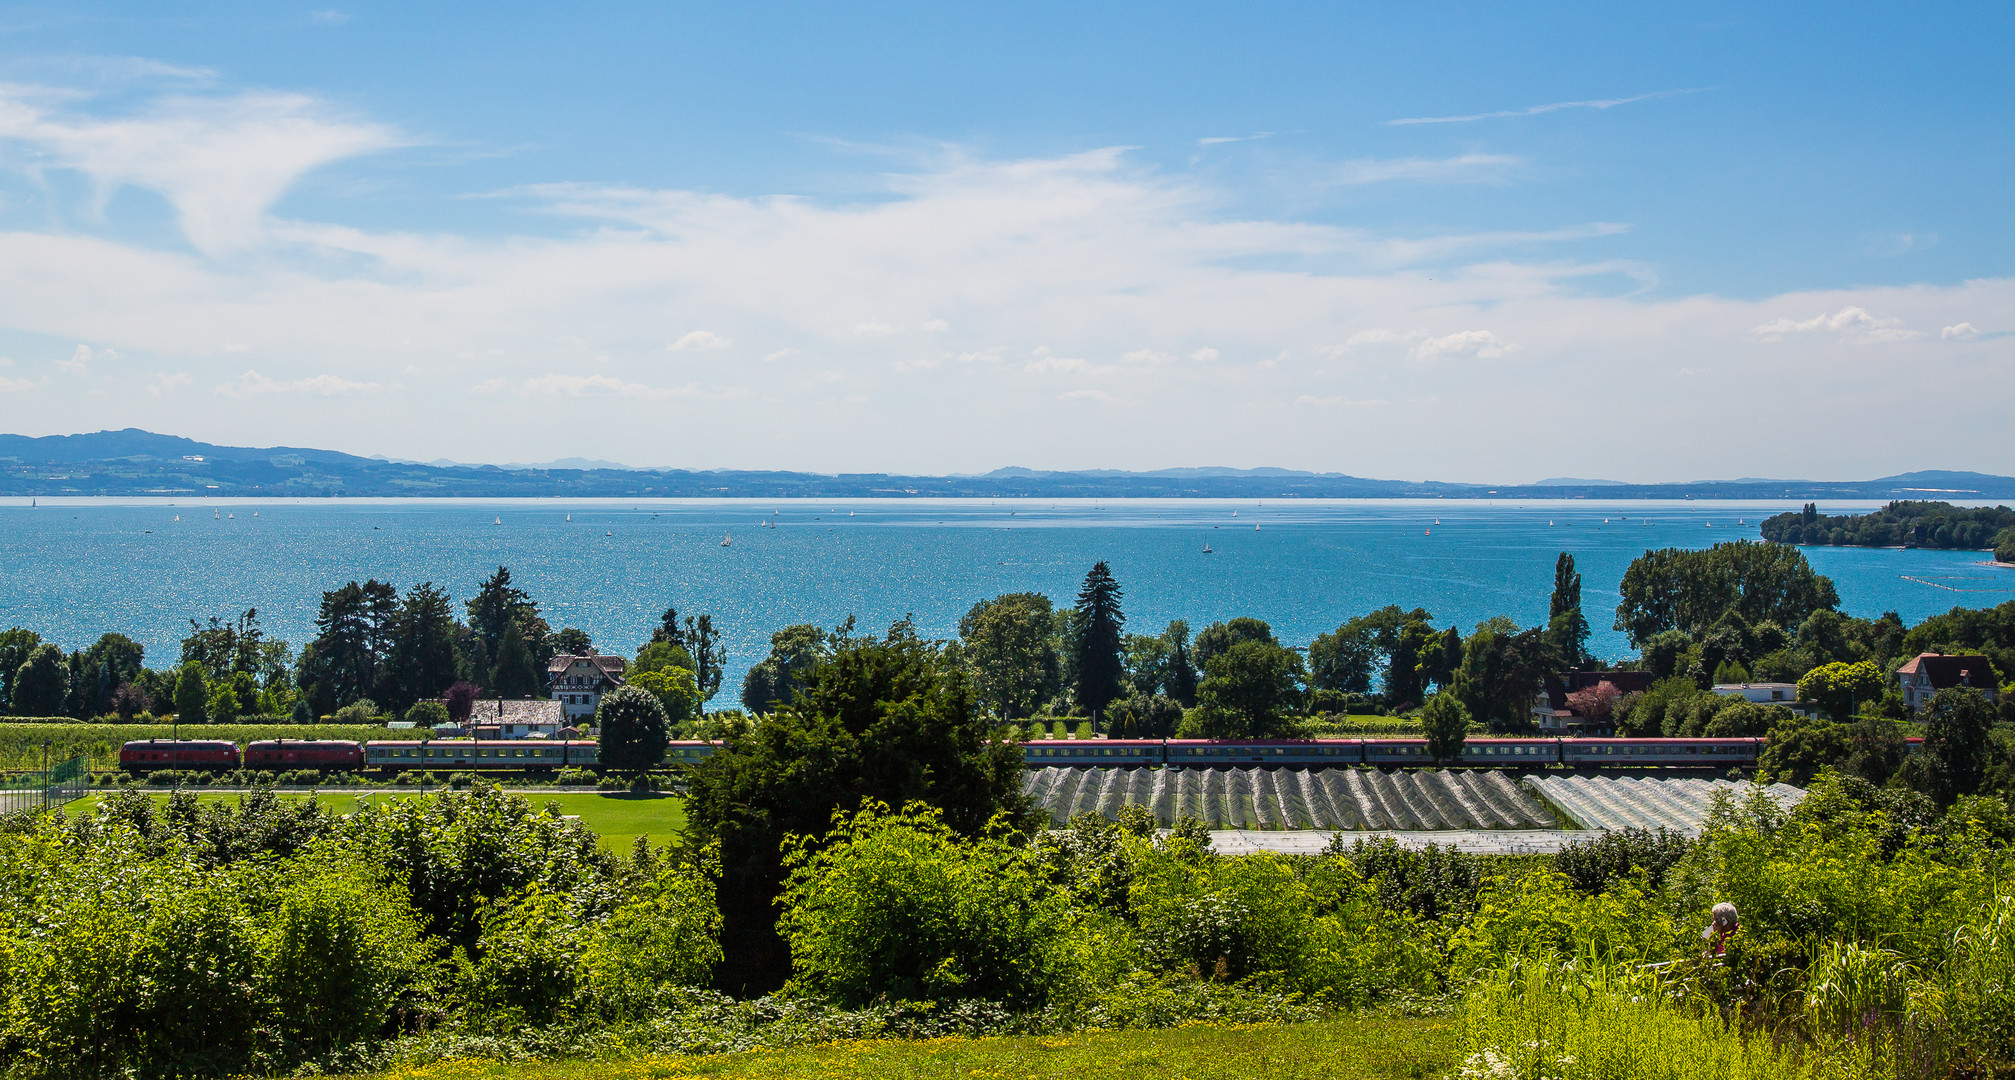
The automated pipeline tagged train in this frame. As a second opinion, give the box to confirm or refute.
[1027,735,1920,768]
[120,733,1912,776]
[116,737,718,775]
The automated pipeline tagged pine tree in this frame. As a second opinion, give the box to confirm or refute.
[1548,552,1591,669]
[491,620,541,699]
[1071,562,1126,717]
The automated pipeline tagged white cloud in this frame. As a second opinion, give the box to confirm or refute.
[146,371,191,396]
[1388,88,1706,126]
[1941,322,1981,340]
[1338,328,1421,350]
[1335,153,1521,184]
[1119,349,1175,365]
[1189,346,1219,362]
[0,373,45,392]
[0,87,402,253]
[920,319,949,332]
[215,369,393,397]
[56,344,92,375]
[1060,388,1135,405]
[498,373,662,398]
[0,77,2004,476]
[1197,132,1273,146]
[1751,306,1923,343]
[309,10,350,24]
[852,321,898,337]
[667,330,730,352]
[1295,394,1389,407]
[1410,330,1517,363]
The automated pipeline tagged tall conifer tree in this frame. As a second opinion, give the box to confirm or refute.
[1071,562,1126,716]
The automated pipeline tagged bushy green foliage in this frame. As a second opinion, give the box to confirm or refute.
[1613,540,1839,646]
[596,684,670,771]
[781,803,1083,1008]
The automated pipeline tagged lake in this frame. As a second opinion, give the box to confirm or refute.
[2,497,2009,704]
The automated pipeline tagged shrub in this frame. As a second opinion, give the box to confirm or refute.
[333,699,380,725]
[556,767,596,786]
[405,700,450,728]
[258,867,432,1058]
[779,802,1082,1008]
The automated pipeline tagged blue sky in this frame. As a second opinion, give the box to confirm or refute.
[0,2,2008,480]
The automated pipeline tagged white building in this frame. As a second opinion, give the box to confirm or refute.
[547,654,627,720]
[1711,682,1800,705]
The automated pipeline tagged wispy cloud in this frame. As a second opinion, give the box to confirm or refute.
[1388,88,1706,126]
[667,330,729,352]
[1295,394,1389,407]
[1197,132,1273,146]
[1335,153,1520,184]
[215,370,395,397]
[0,86,404,253]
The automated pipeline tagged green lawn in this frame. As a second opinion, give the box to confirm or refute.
[68,789,688,853]
[362,1016,1457,1080]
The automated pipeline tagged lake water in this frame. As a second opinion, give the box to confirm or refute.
[2,498,2010,704]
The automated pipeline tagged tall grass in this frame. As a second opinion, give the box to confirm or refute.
[1459,957,1886,1080]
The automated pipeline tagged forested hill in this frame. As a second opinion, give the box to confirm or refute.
[1760,500,2015,549]
[6,429,2015,499]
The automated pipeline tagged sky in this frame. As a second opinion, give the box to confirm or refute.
[0,2,2009,482]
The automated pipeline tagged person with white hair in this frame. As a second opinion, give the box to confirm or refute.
[1703,901,1739,956]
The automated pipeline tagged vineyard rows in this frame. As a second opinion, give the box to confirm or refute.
[1023,765,1557,830]
[1521,774,1807,834]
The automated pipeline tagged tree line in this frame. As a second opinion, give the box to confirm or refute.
[1760,499,2015,551]
[0,566,728,728]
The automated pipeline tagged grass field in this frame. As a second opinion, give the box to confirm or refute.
[67,789,688,852]
[364,1017,1457,1080]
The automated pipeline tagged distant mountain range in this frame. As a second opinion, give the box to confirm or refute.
[3,429,2012,500]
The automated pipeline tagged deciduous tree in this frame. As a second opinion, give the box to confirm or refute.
[597,685,670,772]
[958,596,1060,719]
[12,643,69,717]
[1420,690,1469,765]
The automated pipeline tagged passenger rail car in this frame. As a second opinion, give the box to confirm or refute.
[1022,736,1771,769]
[1559,739,1761,767]
[363,739,597,771]
[120,739,242,773]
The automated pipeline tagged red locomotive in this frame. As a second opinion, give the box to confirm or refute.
[119,739,242,773]
[243,739,365,771]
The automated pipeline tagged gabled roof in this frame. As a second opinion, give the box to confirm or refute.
[1895,652,1997,690]
[546,653,628,676]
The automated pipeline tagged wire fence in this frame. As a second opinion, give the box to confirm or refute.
[0,754,92,816]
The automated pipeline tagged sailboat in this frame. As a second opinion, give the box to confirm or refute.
[227,512,234,519]
[720,532,732,547]
[1231,510,1238,517]
[494,516,502,526]
[28,498,35,509]
[566,513,572,522]
[1434,518,1440,525]
[213,509,221,520]
[1202,541,1213,554]
[1254,523,1260,531]
[173,514,180,522]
